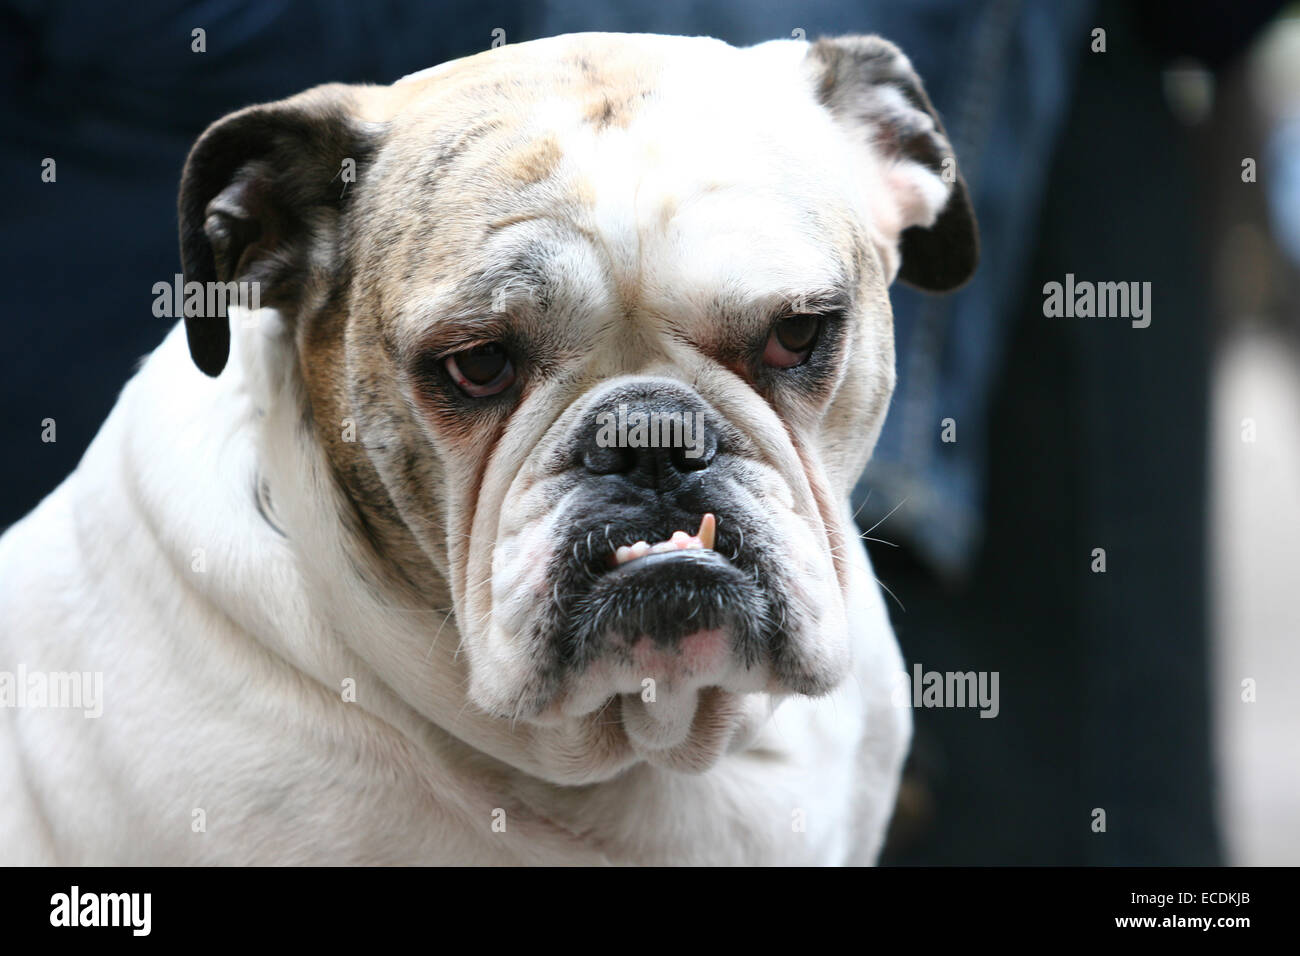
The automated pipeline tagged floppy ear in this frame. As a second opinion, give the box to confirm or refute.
[178,84,377,376]
[807,35,978,292]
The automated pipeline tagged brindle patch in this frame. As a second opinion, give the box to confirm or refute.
[504,135,563,185]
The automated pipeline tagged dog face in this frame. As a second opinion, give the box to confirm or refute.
[178,33,975,774]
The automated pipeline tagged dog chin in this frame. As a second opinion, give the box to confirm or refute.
[548,624,772,713]
[534,678,774,774]
[619,685,773,772]
[517,615,774,771]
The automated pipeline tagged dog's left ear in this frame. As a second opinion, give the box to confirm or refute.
[177,84,378,376]
[807,35,978,292]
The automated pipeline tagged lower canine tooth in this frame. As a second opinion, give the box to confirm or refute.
[698,513,716,550]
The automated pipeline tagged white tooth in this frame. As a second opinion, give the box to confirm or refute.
[630,541,650,559]
[615,546,632,565]
[650,541,675,554]
[698,513,716,550]
[670,531,691,548]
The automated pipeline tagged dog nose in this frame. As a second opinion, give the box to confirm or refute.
[578,392,718,488]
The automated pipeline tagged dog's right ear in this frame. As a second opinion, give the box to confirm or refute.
[178,85,378,376]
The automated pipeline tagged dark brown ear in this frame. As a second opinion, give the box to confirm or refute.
[807,35,978,292]
[178,84,377,375]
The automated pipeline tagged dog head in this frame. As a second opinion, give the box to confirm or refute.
[178,33,975,779]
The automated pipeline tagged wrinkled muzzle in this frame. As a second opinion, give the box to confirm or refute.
[476,377,851,754]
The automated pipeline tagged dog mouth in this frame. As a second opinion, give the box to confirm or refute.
[539,507,775,681]
[508,498,839,728]
[610,513,716,567]
[533,509,772,735]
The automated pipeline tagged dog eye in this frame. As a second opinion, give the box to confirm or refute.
[763,314,822,368]
[445,343,516,397]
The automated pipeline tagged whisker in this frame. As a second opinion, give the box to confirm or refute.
[874,575,906,613]
[862,496,909,537]
[423,608,457,663]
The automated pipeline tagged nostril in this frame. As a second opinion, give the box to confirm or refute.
[582,444,634,475]
[576,391,720,485]
[671,432,717,472]
[671,446,707,471]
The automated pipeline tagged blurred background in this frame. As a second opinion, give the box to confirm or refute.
[2,0,1296,863]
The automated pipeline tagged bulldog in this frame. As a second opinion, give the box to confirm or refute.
[0,32,975,865]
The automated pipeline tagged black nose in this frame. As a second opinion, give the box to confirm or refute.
[577,390,719,489]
